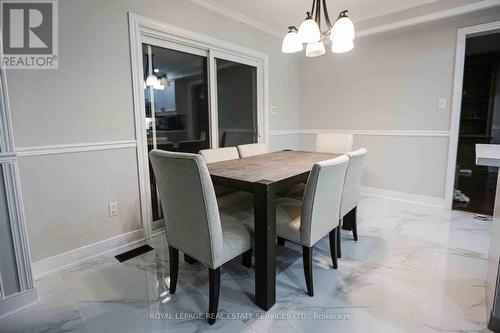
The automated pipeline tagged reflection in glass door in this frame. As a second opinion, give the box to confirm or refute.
[216,58,258,147]
[142,43,210,228]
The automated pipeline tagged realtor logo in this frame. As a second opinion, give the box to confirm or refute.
[1,0,58,69]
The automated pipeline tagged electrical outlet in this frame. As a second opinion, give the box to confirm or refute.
[438,98,447,109]
[271,105,278,115]
[108,202,119,217]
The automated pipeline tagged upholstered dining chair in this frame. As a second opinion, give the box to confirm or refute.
[149,150,254,325]
[315,133,354,154]
[271,155,349,296]
[199,146,240,164]
[282,133,354,202]
[237,143,268,157]
[199,147,240,198]
[336,148,367,259]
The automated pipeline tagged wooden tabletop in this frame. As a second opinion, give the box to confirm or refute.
[207,150,340,183]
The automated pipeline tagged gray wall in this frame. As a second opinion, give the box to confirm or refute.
[300,9,500,199]
[6,0,301,263]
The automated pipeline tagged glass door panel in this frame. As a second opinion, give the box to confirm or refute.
[142,43,210,227]
[215,58,258,147]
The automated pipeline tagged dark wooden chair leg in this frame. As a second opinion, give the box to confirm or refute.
[302,246,314,297]
[242,249,252,268]
[277,237,286,246]
[342,207,359,241]
[329,228,338,269]
[168,246,179,294]
[184,254,198,264]
[352,207,358,241]
[208,267,220,325]
[337,220,342,259]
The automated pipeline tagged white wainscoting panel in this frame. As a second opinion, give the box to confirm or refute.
[32,229,145,280]
[0,288,38,320]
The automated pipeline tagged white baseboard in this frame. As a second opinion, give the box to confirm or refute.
[32,229,145,280]
[0,288,38,320]
[29,187,444,281]
[361,186,446,209]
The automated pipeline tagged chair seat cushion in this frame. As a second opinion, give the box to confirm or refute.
[223,195,307,246]
[216,191,255,267]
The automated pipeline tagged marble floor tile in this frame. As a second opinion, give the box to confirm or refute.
[0,196,493,332]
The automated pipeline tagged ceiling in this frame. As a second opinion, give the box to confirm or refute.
[202,0,441,35]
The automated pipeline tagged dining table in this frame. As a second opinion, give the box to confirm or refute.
[206,150,340,311]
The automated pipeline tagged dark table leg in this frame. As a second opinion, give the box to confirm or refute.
[253,180,276,311]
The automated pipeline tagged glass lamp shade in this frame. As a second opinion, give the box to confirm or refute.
[282,31,303,53]
[145,74,159,87]
[306,41,325,57]
[331,37,354,54]
[330,16,355,41]
[153,81,165,90]
[159,77,169,87]
[298,18,321,43]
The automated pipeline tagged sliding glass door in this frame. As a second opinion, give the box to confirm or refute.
[215,58,258,147]
[142,43,210,227]
[140,40,264,230]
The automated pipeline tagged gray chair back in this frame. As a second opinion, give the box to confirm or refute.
[199,147,239,164]
[237,143,268,158]
[300,155,349,246]
[341,148,367,217]
[315,133,353,154]
[149,150,223,269]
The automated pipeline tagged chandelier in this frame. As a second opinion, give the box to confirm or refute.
[282,0,355,57]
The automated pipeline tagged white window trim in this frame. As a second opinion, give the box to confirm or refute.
[128,13,270,238]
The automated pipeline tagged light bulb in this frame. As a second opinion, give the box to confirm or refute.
[282,29,303,53]
[145,74,159,87]
[298,14,320,43]
[306,41,325,57]
[330,11,355,41]
[331,37,354,54]
[153,81,165,90]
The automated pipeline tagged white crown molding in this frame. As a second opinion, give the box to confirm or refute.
[361,186,446,209]
[16,140,137,157]
[32,229,145,280]
[187,0,283,38]
[189,0,500,40]
[357,0,500,38]
[270,129,451,137]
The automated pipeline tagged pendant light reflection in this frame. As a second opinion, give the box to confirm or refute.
[145,74,168,90]
[145,74,159,87]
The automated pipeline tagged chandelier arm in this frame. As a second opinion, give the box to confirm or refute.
[322,0,332,29]
[315,0,321,26]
